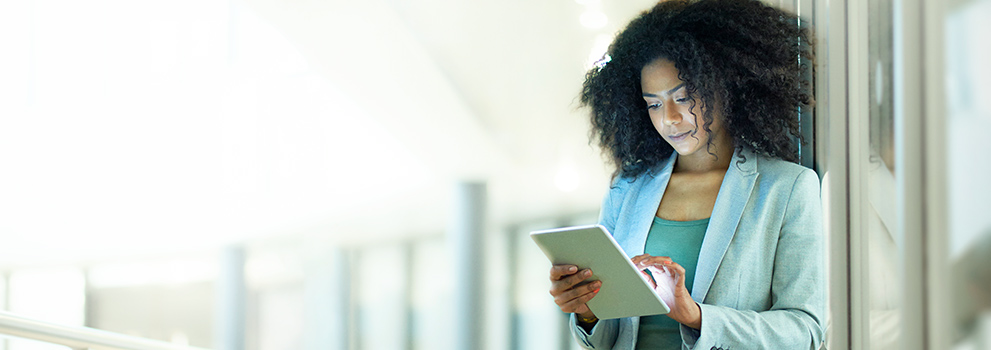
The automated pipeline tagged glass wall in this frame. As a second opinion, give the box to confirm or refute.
[945,0,991,348]
[866,0,901,348]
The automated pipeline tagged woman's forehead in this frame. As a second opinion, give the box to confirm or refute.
[640,59,684,96]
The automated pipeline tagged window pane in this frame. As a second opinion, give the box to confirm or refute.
[945,0,991,347]
[867,0,902,348]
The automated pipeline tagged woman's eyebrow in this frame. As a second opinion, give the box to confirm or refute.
[642,83,686,98]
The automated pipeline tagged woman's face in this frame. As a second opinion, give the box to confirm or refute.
[640,58,724,159]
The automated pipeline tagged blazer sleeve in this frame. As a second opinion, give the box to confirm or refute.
[570,177,628,349]
[679,168,826,350]
[570,314,619,349]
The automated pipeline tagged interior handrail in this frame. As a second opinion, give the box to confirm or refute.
[0,311,211,350]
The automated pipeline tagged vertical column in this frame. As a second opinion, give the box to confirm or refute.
[817,0,852,347]
[402,244,414,350]
[848,0,872,348]
[215,245,246,350]
[920,0,949,349]
[1,271,7,350]
[449,182,486,350]
[506,226,521,350]
[893,0,929,347]
[350,250,362,350]
[557,220,574,350]
[303,246,351,350]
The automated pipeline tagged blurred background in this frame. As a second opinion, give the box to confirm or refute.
[0,0,988,349]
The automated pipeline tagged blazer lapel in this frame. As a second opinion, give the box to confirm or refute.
[691,149,759,302]
[618,152,678,256]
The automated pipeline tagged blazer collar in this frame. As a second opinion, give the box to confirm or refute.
[617,152,678,257]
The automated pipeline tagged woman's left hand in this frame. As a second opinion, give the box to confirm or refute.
[631,254,702,329]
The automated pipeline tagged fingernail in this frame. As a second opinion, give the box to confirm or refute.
[584,269,592,276]
[593,288,600,293]
[568,266,577,273]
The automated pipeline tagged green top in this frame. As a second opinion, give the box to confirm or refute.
[635,216,709,350]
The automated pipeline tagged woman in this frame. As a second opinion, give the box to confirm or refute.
[547,0,824,349]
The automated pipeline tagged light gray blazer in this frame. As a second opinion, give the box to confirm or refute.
[570,149,825,350]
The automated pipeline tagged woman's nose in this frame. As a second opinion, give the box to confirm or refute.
[663,104,682,125]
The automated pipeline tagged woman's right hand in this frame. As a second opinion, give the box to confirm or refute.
[549,264,601,320]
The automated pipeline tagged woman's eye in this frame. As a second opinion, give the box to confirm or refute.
[675,98,689,104]
[647,102,661,109]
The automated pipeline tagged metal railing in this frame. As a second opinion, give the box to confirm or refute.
[0,311,211,350]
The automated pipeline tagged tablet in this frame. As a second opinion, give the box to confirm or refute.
[530,224,670,320]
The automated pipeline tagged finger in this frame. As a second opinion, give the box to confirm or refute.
[561,303,591,314]
[564,268,593,287]
[631,254,650,267]
[559,286,601,313]
[554,280,602,306]
[550,265,578,281]
[638,256,672,268]
[663,261,688,288]
[554,280,600,305]
[549,268,593,295]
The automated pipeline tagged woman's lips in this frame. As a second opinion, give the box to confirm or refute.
[669,131,691,142]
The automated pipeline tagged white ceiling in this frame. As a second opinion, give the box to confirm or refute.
[0,0,657,267]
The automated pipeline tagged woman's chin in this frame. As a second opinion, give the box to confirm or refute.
[665,139,699,156]
[671,146,701,157]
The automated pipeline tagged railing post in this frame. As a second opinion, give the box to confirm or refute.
[303,245,351,350]
[449,181,486,350]
[214,246,246,350]
[1,271,7,350]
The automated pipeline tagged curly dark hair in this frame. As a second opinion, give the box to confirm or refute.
[581,0,814,177]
